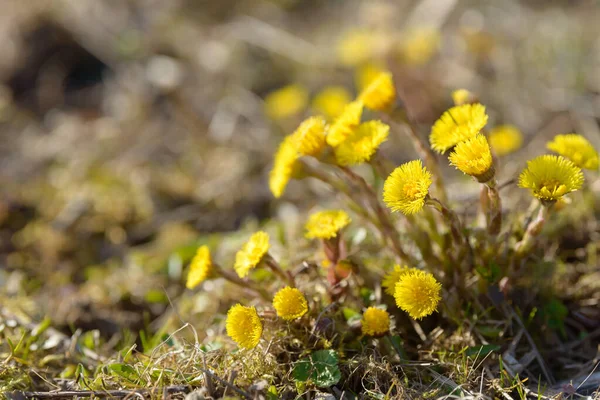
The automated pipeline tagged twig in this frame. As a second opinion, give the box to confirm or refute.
[9,386,191,399]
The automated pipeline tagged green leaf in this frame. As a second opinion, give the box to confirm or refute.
[292,350,341,388]
[542,298,568,337]
[465,344,501,358]
[107,363,139,382]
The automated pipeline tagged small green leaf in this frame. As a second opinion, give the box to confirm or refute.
[465,344,501,358]
[292,350,341,388]
[107,363,139,382]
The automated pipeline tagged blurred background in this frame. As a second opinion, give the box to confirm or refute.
[1,0,600,340]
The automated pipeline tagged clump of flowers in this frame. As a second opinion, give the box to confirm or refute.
[305,210,351,240]
[546,133,599,170]
[361,307,390,336]
[225,304,263,349]
[273,287,308,320]
[489,125,523,156]
[383,160,432,215]
[264,84,308,120]
[186,245,212,289]
[269,136,300,198]
[394,270,442,320]
[291,116,327,157]
[518,155,583,203]
[234,231,270,278]
[430,104,488,153]
[358,72,396,111]
[334,120,390,166]
[449,134,494,182]
[326,100,364,147]
[312,86,352,120]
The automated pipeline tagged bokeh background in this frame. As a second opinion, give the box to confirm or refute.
[1,0,600,345]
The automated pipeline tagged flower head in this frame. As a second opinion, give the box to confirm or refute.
[234,231,270,278]
[334,120,389,166]
[546,134,599,170]
[305,210,351,240]
[451,89,476,106]
[489,125,523,156]
[312,86,352,120]
[326,100,363,147]
[226,304,263,349]
[269,136,300,198]
[358,72,396,111]
[383,160,432,215]
[394,270,441,319]
[355,62,387,92]
[291,117,327,156]
[382,265,412,296]
[186,245,212,289]
[272,287,308,320]
[449,134,494,182]
[518,155,584,202]
[399,27,441,65]
[430,104,488,153]
[361,307,390,337]
[264,84,308,120]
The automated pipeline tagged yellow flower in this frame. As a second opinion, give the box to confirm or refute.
[334,120,389,166]
[451,89,475,106]
[291,116,327,156]
[264,84,308,120]
[326,100,363,147]
[449,134,494,182]
[226,304,263,349]
[361,307,390,337]
[358,72,396,111]
[394,270,441,320]
[272,287,308,320]
[383,160,432,215]
[186,245,212,289]
[518,155,584,202]
[312,86,352,120]
[546,134,599,170]
[269,136,300,198]
[382,265,412,296]
[337,30,386,66]
[489,125,523,156]
[430,104,488,153]
[305,210,351,240]
[234,231,270,278]
[398,27,441,65]
[355,62,387,92]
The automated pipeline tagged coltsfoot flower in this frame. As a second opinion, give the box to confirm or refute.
[383,160,432,215]
[430,104,488,153]
[291,117,327,156]
[312,86,352,120]
[269,136,300,198]
[361,307,390,337]
[546,134,599,170]
[489,125,523,156]
[264,84,308,120]
[355,62,387,92]
[451,89,476,106]
[358,72,396,111]
[334,120,389,166]
[518,155,584,202]
[305,210,351,240]
[234,231,270,278]
[326,100,363,147]
[272,287,308,320]
[449,134,494,182]
[186,245,212,289]
[394,270,442,320]
[399,27,441,65]
[382,265,412,296]
[226,304,263,349]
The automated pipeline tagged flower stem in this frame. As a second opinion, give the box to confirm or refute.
[426,196,464,246]
[485,179,502,236]
[264,254,296,287]
[514,204,550,256]
[214,265,271,301]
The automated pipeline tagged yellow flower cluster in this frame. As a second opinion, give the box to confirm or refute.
[264,84,308,120]
[430,104,488,153]
[361,307,390,336]
[518,155,584,202]
[547,134,599,170]
[488,125,523,156]
[269,137,300,198]
[381,265,411,296]
[312,87,352,120]
[305,210,351,240]
[358,72,396,111]
[383,160,432,215]
[334,120,390,166]
[394,270,442,320]
[272,287,308,320]
[234,231,270,278]
[186,245,212,289]
[449,134,494,182]
[326,100,364,148]
[226,304,263,349]
[291,116,327,156]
